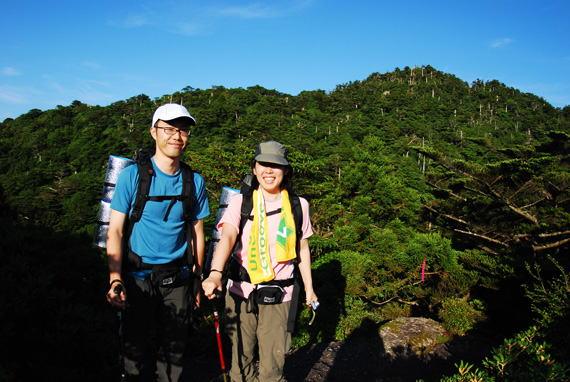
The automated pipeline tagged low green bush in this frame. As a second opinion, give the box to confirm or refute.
[438,297,485,336]
[442,326,569,382]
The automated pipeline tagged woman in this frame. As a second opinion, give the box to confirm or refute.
[202,141,318,382]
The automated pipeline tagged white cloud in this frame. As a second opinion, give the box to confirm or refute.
[123,14,151,28]
[490,37,513,49]
[174,22,203,36]
[2,67,21,76]
[109,1,315,36]
[0,86,28,104]
[217,0,314,19]
[81,61,102,70]
[43,75,67,94]
[41,75,115,105]
[218,3,277,19]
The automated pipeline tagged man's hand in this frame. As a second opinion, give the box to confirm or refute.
[106,279,127,309]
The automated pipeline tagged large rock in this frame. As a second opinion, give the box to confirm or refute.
[379,317,451,360]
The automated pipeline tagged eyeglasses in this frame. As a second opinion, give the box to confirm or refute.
[155,126,190,137]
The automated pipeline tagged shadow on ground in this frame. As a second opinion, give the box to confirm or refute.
[285,317,496,382]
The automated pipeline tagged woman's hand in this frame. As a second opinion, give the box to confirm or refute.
[202,273,223,300]
[305,288,318,308]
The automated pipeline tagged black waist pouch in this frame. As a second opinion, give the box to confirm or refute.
[255,284,285,305]
[152,265,191,288]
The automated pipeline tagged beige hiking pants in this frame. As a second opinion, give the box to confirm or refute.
[225,293,291,382]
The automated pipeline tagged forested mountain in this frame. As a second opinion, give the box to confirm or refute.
[1,66,568,381]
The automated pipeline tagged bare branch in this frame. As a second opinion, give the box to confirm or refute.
[509,179,534,200]
[538,230,570,239]
[478,245,500,255]
[421,150,540,225]
[424,205,469,226]
[463,185,492,199]
[520,198,547,210]
[365,295,397,306]
[490,175,503,186]
[514,230,570,240]
[533,237,570,253]
[453,229,509,248]
[397,299,419,306]
[425,181,466,201]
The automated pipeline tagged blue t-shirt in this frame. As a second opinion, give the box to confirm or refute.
[111,159,210,264]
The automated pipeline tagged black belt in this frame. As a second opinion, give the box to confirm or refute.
[127,250,186,271]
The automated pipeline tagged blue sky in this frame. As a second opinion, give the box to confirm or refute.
[1,0,569,121]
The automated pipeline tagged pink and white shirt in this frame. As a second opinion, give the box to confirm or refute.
[218,193,313,301]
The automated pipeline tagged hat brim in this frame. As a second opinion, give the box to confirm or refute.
[254,154,289,166]
[169,115,196,126]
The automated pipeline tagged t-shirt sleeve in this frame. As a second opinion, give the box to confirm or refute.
[218,194,243,233]
[192,173,210,220]
[110,165,137,214]
[300,197,314,240]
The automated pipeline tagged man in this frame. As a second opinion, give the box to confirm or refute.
[106,103,210,381]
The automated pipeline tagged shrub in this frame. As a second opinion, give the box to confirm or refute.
[438,298,485,336]
[380,302,412,320]
[442,326,570,382]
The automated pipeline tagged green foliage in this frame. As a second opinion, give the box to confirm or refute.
[313,251,375,296]
[441,360,495,382]
[0,66,568,379]
[379,302,412,320]
[524,257,570,362]
[443,327,569,382]
[335,295,382,340]
[438,298,485,336]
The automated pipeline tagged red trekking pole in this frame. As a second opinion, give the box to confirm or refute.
[213,301,229,382]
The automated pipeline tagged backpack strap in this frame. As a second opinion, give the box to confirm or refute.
[238,189,254,234]
[179,162,197,272]
[230,191,304,281]
[180,162,196,223]
[290,194,303,259]
[130,160,153,223]
[122,159,153,273]
[124,160,197,273]
[288,194,304,333]
[231,190,306,332]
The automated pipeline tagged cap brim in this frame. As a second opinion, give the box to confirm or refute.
[255,154,289,166]
[171,115,196,126]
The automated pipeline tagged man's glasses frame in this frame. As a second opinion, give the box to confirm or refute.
[155,125,190,137]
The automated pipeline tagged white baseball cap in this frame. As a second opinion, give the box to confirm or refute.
[151,103,196,128]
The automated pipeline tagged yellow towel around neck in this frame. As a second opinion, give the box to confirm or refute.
[246,189,297,284]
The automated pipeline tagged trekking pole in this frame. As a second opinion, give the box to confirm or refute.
[113,283,128,382]
[212,295,229,382]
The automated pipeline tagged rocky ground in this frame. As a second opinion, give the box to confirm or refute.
[184,316,496,382]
